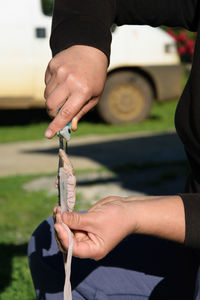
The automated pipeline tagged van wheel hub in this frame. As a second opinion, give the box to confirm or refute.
[108,84,145,121]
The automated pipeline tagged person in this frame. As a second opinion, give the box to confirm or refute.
[28,0,200,299]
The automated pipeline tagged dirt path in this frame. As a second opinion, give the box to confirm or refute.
[0,130,185,177]
[0,130,188,203]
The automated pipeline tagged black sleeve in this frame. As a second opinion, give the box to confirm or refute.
[179,173,200,249]
[180,193,200,249]
[115,0,199,30]
[50,0,116,58]
[50,0,199,58]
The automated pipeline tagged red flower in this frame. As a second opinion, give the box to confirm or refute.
[178,46,187,55]
[167,29,177,41]
[188,47,194,56]
[186,39,194,49]
[164,28,195,62]
[177,31,187,43]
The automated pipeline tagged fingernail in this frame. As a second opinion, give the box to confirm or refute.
[45,129,52,138]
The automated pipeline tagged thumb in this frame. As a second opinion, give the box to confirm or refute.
[62,211,92,231]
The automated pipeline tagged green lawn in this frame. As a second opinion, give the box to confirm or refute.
[0,99,178,143]
[0,174,54,299]
[0,174,87,300]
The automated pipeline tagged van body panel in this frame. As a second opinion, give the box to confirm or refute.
[144,65,183,101]
[0,0,51,105]
[0,1,182,110]
[0,0,34,97]
[109,25,180,69]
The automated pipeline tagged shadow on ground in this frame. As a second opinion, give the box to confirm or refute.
[0,108,101,126]
[0,243,27,293]
[23,131,188,196]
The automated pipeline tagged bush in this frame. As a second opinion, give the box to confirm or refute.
[166,29,196,63]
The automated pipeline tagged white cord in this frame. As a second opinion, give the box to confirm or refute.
[58,151,76,300]
[61,222,73,300]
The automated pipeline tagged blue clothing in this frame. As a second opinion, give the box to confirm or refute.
[28,217,199,299]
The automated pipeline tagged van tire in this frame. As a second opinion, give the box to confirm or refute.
[97,71,153,124]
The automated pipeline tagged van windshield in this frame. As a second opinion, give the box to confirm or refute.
[41,0,53,16]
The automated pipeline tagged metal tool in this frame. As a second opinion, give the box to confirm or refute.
[58,122,71,205]
[58,122,71,163]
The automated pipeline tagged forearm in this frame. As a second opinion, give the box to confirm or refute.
[131,195,185,244]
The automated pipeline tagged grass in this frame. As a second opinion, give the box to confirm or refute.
[0,174,54,299]
[0,99,178,143]
[0,174,85,300]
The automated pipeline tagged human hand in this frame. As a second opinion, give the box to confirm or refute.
[53,196,137,260]
[53,194,185,260]
[44,45,107,138]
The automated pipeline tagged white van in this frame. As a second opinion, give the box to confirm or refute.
[0,0,182,124]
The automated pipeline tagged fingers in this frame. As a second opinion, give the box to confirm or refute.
[53,206,57,222]
[53,208,103,259]
[71,97,99,131]
[53,206,75,254]
[45,93,87,138]
[54,206,93,232]
[44,65,52,85]
[54,222,70,250]
[44,73,57,98]
[44,46,107,139]
[53,206,68,253]
[45,82,70,118]
[72,232,104,260]
[62,211,95,231]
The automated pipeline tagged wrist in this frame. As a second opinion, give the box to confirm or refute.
[128,196,185,243]
[68,45,108,66]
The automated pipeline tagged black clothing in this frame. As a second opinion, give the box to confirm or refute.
[50,0,200,249]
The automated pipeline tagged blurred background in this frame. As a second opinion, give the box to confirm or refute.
[0,0,195,299]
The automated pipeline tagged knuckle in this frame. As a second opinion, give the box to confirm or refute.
[67,74,91,97]
[79,84,91,98]
[60,107,71,119]
[66,213,81,227]
[66,213,73,226]
[45,100,56,117]
[67,73,76,84]
[56,66,67,79]
[56,212,61,224]
[45,99,53,111]
[46,108,55,118]
[48,59,56,73]
[44,88,49,100]
[74,213,81,226]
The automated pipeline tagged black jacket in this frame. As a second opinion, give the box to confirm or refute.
[50,0,200,248]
